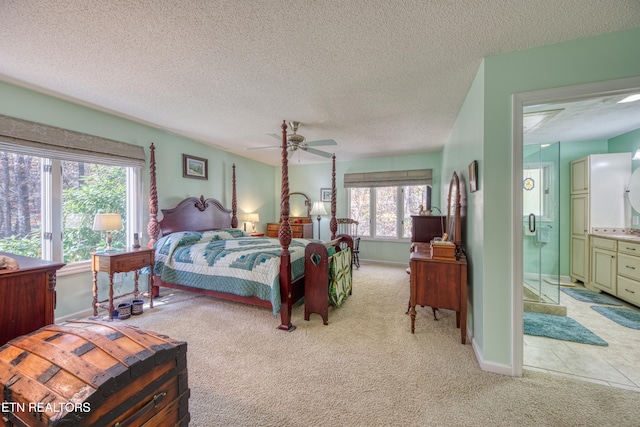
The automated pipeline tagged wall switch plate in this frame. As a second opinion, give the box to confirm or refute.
[634,216,639,226]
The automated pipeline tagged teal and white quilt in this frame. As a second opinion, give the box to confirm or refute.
[153,229,314,315]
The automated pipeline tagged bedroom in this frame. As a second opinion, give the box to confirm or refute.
[1,0,640,394]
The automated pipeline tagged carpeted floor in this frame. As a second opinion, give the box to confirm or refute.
[119,263,640,426]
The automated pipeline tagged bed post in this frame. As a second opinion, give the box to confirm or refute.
[147,143,160,248]
[278,120,295,331]
[231,163,238,228]
[330,154,337,240]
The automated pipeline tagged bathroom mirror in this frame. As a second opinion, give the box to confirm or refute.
[446,172,462,249]
[628,168,640,211]
[289,192,311,219]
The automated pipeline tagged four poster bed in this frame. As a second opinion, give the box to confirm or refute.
[146,121,352,330]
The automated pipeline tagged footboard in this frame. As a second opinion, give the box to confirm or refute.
[304,234,354,325]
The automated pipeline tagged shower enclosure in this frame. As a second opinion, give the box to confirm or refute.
[522,142,561,305]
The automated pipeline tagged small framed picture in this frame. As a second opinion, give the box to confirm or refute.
[469,160,478,193]
[320,188,332,202]
[183,154,208,180]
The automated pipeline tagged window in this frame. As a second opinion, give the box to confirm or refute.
[348,185,430,239]
[523,161,555,221]
[0,152,140,264]
[0,114,145,267]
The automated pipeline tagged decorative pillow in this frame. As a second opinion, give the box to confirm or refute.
[329,248,352,307]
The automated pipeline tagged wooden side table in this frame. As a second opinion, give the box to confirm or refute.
[91,248,154,320]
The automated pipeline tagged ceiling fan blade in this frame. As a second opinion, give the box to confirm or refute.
[268,133,281,140]
[246,145,280,151]
[304,139,337,147]
[303,147,333,158]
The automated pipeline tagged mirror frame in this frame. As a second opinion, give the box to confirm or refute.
[628,168,640,212]
[446,172,462,252]
[289,192,311,219]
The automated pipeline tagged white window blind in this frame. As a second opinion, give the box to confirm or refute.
[344,169,432,188]
[0,114,145,167]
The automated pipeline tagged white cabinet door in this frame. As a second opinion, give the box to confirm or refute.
[571,236,587,282]
[571,194,589,236]
[570,157,589,194]
[591,246,616,293]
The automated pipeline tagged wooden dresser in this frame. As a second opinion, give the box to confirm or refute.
[409,244,468,344]
[266,221,313,238]
[0,252,65,346]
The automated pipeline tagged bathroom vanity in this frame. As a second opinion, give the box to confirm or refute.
[589,232,640,308]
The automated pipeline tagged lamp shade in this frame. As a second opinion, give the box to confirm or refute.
[92,213,123,231]
[310,201,328,216]
[246,213,260,223]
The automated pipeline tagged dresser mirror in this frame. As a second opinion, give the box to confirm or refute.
[446,172,462,249]
[628,168,640,211]
[289,192,311,220]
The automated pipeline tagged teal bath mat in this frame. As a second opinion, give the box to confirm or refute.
[560,288,622,306]
[590,306,640,330]
[524,312,608,346]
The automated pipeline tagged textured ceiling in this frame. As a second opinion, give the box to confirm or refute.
[1,1,639,165]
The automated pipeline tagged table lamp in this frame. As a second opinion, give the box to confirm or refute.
[92,213,123,251]
[309,201,328,239]
[247,213,260,233]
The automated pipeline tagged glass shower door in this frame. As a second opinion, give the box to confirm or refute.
[523,142,561,305]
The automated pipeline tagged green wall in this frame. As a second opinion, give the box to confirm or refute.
[281,152,444,264]
[445,26,640,369]
[441,62,485,350]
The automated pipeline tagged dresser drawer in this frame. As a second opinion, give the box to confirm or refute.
[266,223,280,238]
[616,275,640,306]
[617,253,640,281]
[591,236,617,251]
[113,252,153,271]
[617,240,640,256]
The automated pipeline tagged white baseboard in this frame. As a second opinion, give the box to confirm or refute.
[472,336,517,376]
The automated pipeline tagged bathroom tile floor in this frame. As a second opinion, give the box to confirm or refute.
[524,285,640,392]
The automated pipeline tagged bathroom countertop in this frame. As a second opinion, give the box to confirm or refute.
[590,230,640,243]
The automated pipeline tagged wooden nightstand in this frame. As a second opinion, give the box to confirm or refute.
[91,248,154,320]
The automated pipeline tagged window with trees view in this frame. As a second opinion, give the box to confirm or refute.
[348,185,430,239]
[0,151,137,264]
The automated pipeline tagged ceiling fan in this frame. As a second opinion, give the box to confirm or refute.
[247,121,337,159]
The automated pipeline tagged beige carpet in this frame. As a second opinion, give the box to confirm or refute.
[120,263,640,426]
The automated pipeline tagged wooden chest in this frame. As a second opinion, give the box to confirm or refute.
[0,321,189,427]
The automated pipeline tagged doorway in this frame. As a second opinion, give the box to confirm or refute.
[512,76,640,381]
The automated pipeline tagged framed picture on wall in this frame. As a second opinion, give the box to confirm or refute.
[183,154,208,180]
[320,188,332,202]
[469,160,478,193]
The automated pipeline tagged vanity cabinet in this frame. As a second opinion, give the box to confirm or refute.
[590,236,616,294]
[570,153,631,284]
[616,240,640,306]
[589,236,640,307]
